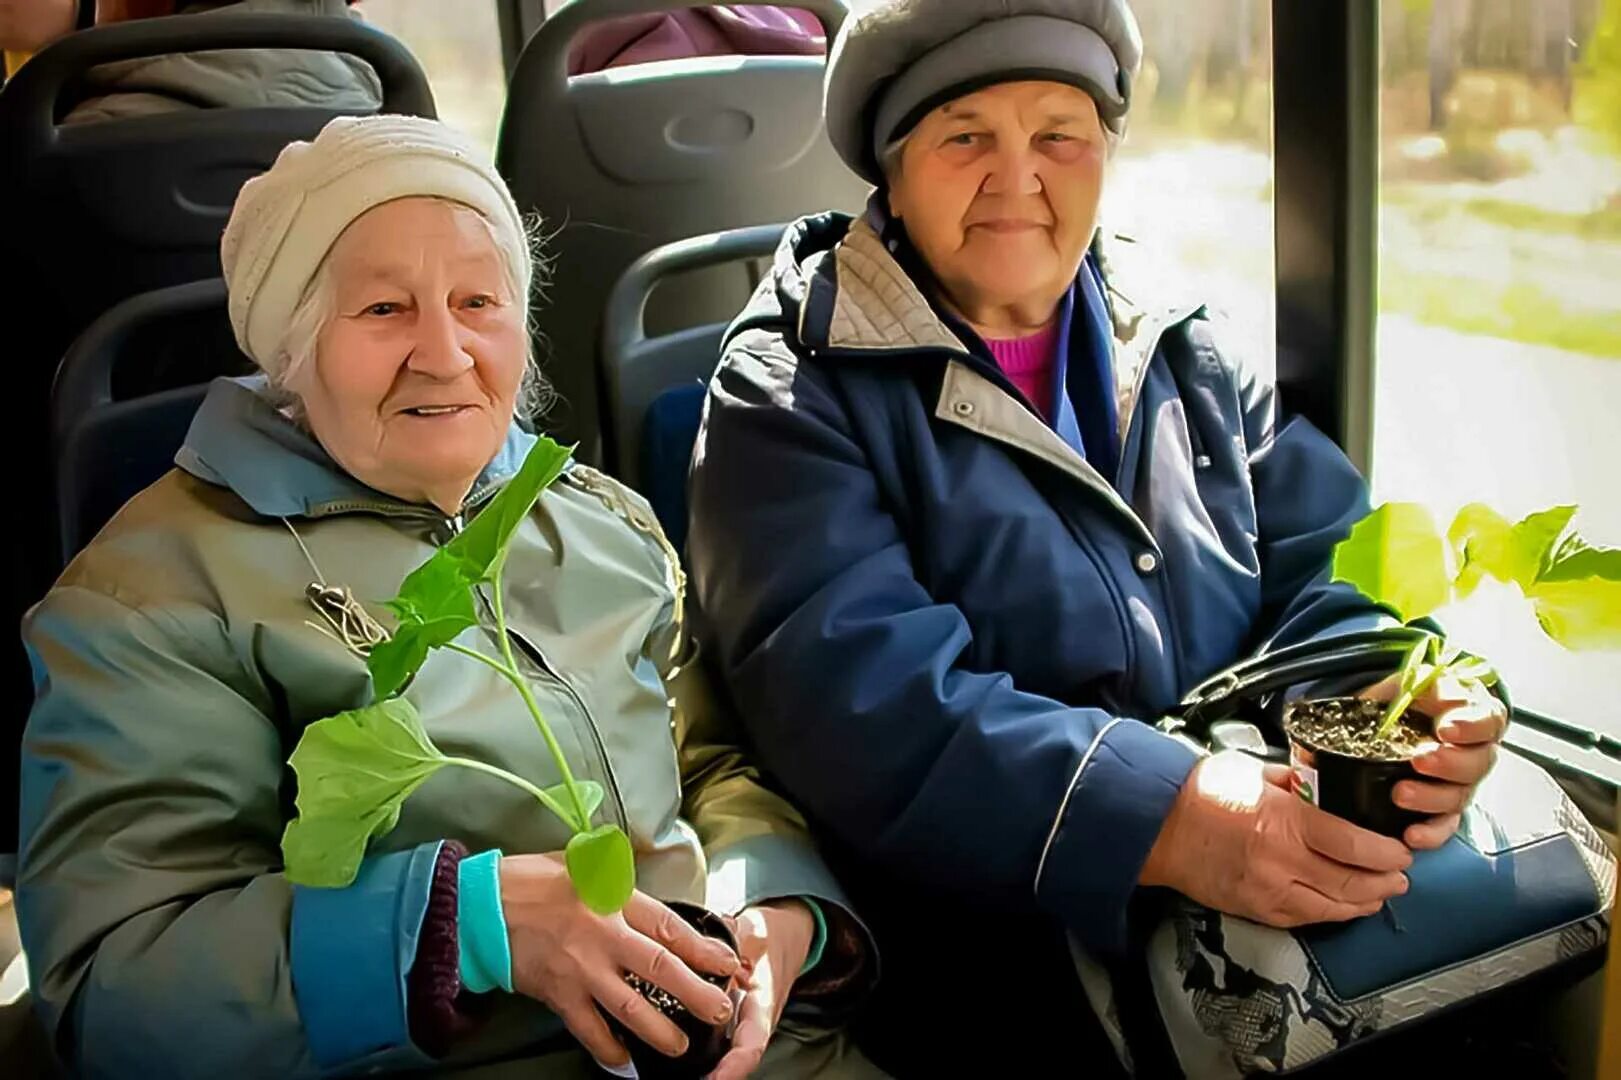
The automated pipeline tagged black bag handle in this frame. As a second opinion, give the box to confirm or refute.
[1170,627,1432,742]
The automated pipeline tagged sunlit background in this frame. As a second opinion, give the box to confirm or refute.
[359,0,1621,735]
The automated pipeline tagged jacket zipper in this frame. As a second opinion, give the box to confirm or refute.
[442,515,631,832]
[1108,307,1205,697]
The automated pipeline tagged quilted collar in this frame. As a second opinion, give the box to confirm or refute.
[794,214,1203,447]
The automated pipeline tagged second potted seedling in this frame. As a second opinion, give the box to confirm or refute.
[1286,501,1619,836]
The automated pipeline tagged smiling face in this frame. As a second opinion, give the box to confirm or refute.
[288,197,528,514]
[886,80,1107,331]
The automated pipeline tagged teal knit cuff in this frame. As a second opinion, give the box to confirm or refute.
[457,849,512,994]
[798,897,828,977]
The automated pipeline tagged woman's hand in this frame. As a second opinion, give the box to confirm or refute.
[708,900,817,1080]
[499,854,741,1070]
[1142,751,1413,927]
[1359,672,1509,850]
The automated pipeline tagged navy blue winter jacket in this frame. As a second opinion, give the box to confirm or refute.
[687,209,1389,1069]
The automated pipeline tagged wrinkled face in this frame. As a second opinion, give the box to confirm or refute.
[887,81,1107,318]
[292,197,526,511]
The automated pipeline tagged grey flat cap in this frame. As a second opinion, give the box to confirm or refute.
[824,0,1144,185]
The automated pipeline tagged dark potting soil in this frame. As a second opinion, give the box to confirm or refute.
[1287,697,1432,761]
[624,972,688,1019]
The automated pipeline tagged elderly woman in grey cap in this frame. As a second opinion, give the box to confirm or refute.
[17,115,883,1080]
[688,0,1508,1073]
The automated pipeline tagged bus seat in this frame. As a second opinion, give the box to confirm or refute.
[496,0,866,462]
[5,280,239,870]
[0,12,434,375]
[51,279,239,564]
[639,383,707,553]
[0,14,433,855]
[601,223,788,550]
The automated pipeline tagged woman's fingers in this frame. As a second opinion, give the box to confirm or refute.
[624,892,740,978]
[1262,762,1297,790]
[1413,672,1474,708]
[708,986,770,1080]
[1277,882,1383,928]
[1410,741,1496,785]
[615,929,735,1027]
[1293,850,1409,906]
[1394,777,1473,815]
[1405,813,1463,851]
[555,996,633,1071]
[1298,802,1413,873]
[1362,674,1508,747]
[1433,705,1509,747]
[1418,677,1508,743]
[585,967,690,1059]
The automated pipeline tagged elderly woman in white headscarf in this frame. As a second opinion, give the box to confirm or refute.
[16,115,880,1080]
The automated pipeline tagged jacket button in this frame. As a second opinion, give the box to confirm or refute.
[953,400,975,417]
[1135,551,1159,575]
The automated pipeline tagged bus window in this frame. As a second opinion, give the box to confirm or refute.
[359,0,507,151]
[1371,0,1621,733]
[1103,0,1276,377]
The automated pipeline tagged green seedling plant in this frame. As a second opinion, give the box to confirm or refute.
[1332,502,1621,741]
[279,437,636,915]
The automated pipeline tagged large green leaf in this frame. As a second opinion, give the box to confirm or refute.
[1332,502,1452,622]
[368,554,480,697]
[390,547,481,628]
[282,698,448,887]
[1527,540,1621,650]
[364,439,570,696]
[446,437,573,585]
[565,823,636,915]
[1449,503,1577,598]
[365,630,431,702]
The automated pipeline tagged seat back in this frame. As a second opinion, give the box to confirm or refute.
[1,16,432,855]
[3,280,242,864]
[496,0,866,459]
[51,280,241,563]
[601,223,788,547]
[0,11,435,369]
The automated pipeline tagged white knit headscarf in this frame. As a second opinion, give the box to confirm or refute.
[220,114,530,371]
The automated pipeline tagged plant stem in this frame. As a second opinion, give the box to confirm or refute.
[1376,638,1428,739]
[442,755,575,825]
[444,640,521,681]
[487,564,591,831]
[1377,642,1451,740]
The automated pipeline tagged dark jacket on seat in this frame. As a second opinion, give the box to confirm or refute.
[65,0,381,126]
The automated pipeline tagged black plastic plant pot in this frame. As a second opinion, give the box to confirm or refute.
[1283,696,1432,838]
[609,901,741,1080]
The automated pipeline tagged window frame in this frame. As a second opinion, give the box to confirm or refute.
[1271,0,1621,792]
[497,0,546,76]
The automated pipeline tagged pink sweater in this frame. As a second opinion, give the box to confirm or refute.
[985,321,1062,420]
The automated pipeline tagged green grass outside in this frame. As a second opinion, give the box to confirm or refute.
[1382,186,1621,237]
[1452,198,1621,241]
[1379,265,1621,360]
